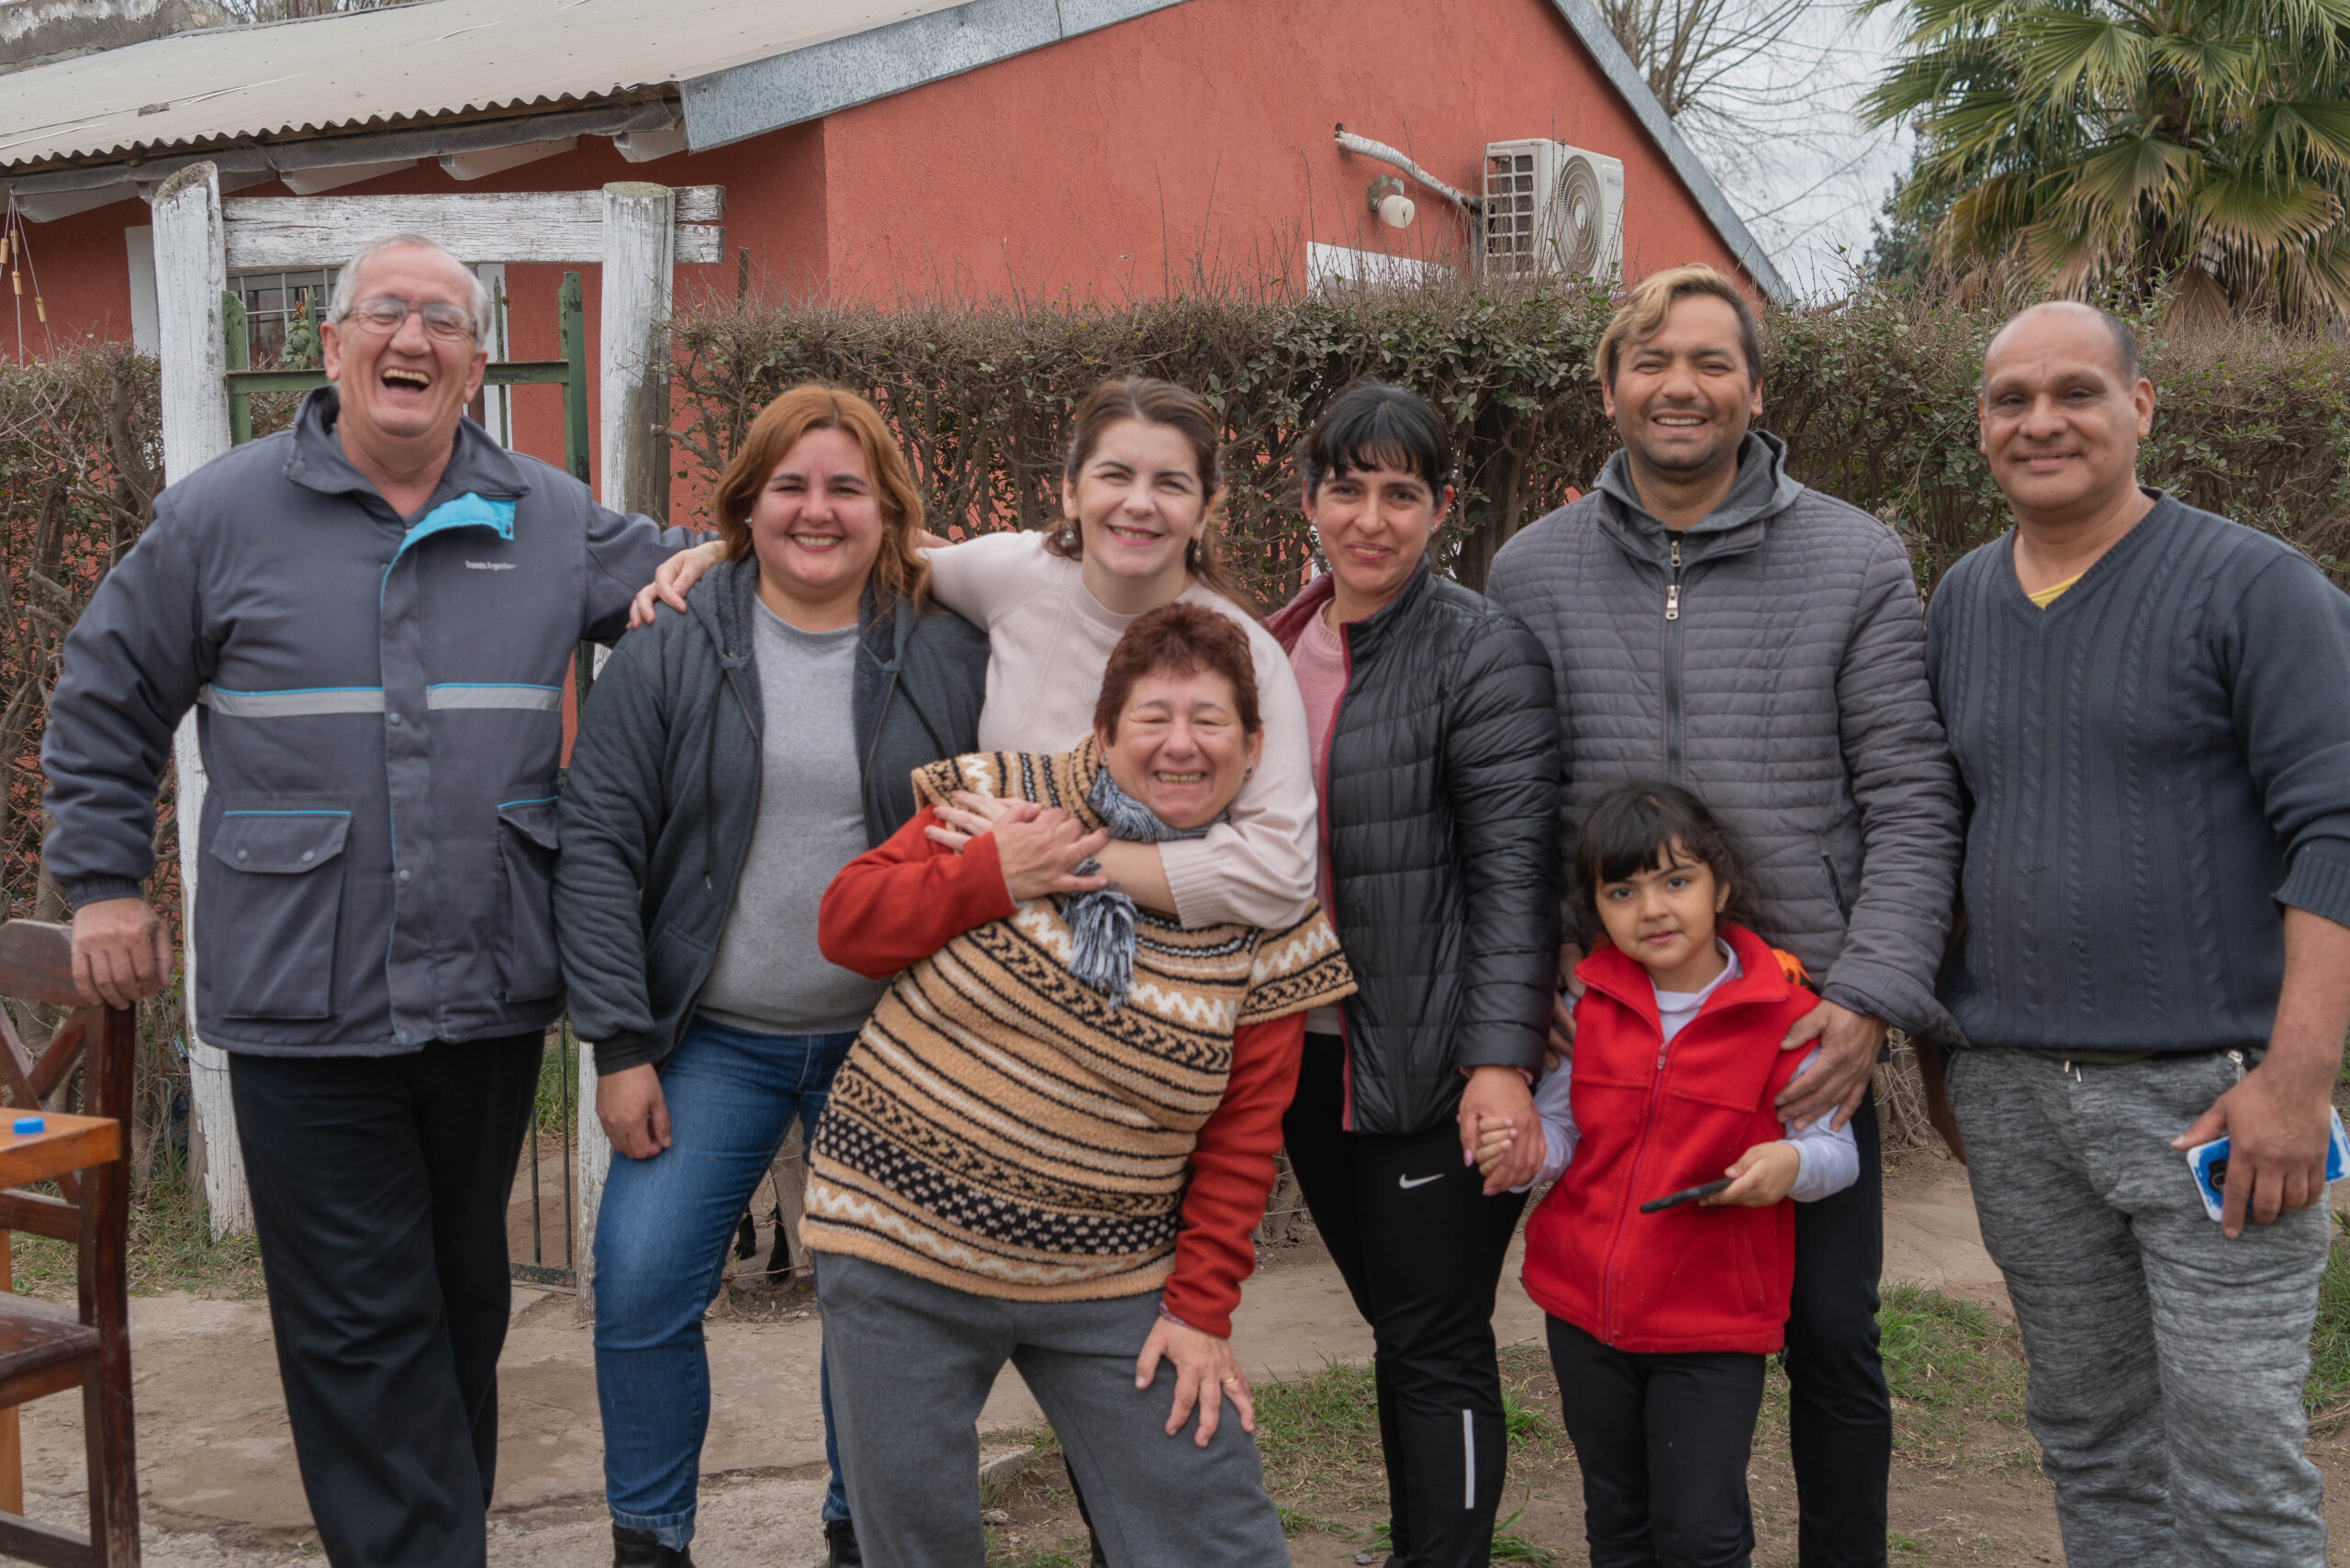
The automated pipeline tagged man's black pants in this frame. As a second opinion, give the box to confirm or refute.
[1283,1035,1526,1568]
[1546,1314,1764,1568]
[229,1034,543,1568]
[1786,1094,1889,1567]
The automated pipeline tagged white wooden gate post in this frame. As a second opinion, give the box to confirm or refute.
[599,182,677,518]
[572,182,678,1309]
[151,161,252,1237]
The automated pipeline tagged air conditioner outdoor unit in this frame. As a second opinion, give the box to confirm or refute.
[1482,140,1625,280]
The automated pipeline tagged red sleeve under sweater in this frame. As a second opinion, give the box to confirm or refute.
[1162,1011,1307,1338]
[821,808,1304,1338]
[818,806,1016,978]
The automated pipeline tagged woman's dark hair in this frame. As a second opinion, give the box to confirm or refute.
[1092,602,1262,741]
[1054,376,1250,609]
[1572,781,1764,946]
[1300,379,1455,502]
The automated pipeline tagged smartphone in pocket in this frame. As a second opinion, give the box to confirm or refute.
[2184,1109,2350,1223]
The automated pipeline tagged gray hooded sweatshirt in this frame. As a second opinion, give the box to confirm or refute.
[1485,432,1963,1039]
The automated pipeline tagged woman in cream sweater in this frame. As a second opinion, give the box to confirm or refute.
[640,376,1316,932]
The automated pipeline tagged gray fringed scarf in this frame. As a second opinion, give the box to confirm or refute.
[1066,767,1217,1008]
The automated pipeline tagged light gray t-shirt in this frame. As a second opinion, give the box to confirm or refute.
[695,600,886,1036]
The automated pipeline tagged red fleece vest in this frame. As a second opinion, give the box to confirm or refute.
[1521,925,1821,1355]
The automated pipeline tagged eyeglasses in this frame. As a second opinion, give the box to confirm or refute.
[338,297,479,343]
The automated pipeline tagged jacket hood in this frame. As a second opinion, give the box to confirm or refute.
[1574,923,1799,1034]
[1266,559,1433,654]
[283,385,532,508]
[1594,431,1803,566]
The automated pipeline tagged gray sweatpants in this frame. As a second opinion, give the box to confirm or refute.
[815,1252,1289,1568]
[1946,1047,2330,1568]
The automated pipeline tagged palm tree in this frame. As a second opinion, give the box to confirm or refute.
[1861,0,2350,322]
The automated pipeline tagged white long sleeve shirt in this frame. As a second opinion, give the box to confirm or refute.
[1524,945,1859,1200]
[924,532,1317,929]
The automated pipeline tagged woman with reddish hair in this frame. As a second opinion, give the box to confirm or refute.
[808,602,1353,1568]
[557,385,989,1568]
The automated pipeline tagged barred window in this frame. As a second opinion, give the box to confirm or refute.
[230,269,333,365]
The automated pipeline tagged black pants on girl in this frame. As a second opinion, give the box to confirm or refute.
[1544,1316,1765,1568]
[1282,1034,1526,1568]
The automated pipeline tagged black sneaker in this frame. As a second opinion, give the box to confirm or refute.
[825,1516,863,1567]
[611,1523,693,1567]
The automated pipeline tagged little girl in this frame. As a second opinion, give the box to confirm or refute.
[1475,781,1857,1568]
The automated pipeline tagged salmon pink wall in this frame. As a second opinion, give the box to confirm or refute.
[9,0,1754,510]
[5,192,148,356]
[814,0,1747,300]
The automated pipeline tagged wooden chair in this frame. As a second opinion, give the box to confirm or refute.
[0,920,140,1566]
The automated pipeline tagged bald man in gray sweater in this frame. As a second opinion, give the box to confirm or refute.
[1925,302,2350,1568]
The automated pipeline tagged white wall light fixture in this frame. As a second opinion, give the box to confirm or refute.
[1368,175,1416,230]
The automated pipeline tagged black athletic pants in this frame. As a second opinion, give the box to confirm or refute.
[229,1033,543,1568]
[1544,1315,1764,1568]
[1281,1034,1526,1568]
[1785,1094,1888,1567]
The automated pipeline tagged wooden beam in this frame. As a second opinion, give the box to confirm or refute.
[0,1193,80,1247]
[575,1036,610,1320]
[151,163,250,1239]
[0,926,72,1011]
[222,186,725,268]
[153,164,231,486]
[0,1506,92,1568]
[0,1119,115,1193]
[599,183,675,521]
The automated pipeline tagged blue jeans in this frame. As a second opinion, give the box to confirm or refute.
[593,1017,856,1548]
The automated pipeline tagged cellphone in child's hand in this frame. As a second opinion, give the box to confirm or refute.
[1639,1177,1733,1214]
[2183,1109,2350,1223]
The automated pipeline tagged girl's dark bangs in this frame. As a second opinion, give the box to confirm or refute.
[1581,791,1684,887]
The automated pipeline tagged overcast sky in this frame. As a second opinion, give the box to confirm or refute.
[1683,2,1911,297]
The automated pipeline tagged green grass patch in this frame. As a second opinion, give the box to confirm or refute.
[984,1537,1090,1568]
[1874,1282,2033,1471]
[2304,1218,2350,1420]
[1252,1357,1388,1514]
[1490,1506,1561,1564]
[10,1166,263,1300]
[533,1032,580,1137]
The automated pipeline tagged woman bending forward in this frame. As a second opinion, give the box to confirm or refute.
[808,603,1354,1568]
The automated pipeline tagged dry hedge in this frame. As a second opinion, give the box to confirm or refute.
[11,283,2348,929]
[2,282,2345,1175]
[671,279,2350,604]
[0,343,181,1182]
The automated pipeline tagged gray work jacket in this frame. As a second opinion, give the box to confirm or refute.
[40,387,698,1055]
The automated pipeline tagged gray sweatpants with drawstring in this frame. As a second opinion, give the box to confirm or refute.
[1946,1046,2330,1568]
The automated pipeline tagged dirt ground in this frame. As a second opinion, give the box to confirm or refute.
[17,1146,2350,1564]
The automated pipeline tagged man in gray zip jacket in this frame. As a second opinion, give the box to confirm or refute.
[40,235,701,1568]
[1484,264,1960,1568]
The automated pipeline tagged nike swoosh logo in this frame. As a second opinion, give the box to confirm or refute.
[1398,1173,1445,1190]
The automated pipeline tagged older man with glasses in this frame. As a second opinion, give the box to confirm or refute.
[41,233,705,1568]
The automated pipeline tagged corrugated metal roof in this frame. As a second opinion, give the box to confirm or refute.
[0,0,969,172]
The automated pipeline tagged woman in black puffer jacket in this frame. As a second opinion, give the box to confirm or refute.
[1267,381,1561,1568]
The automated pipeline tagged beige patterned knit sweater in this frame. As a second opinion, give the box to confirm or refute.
[803,744,1355,1321]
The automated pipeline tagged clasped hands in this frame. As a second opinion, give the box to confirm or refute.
[924,790,1109,902]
